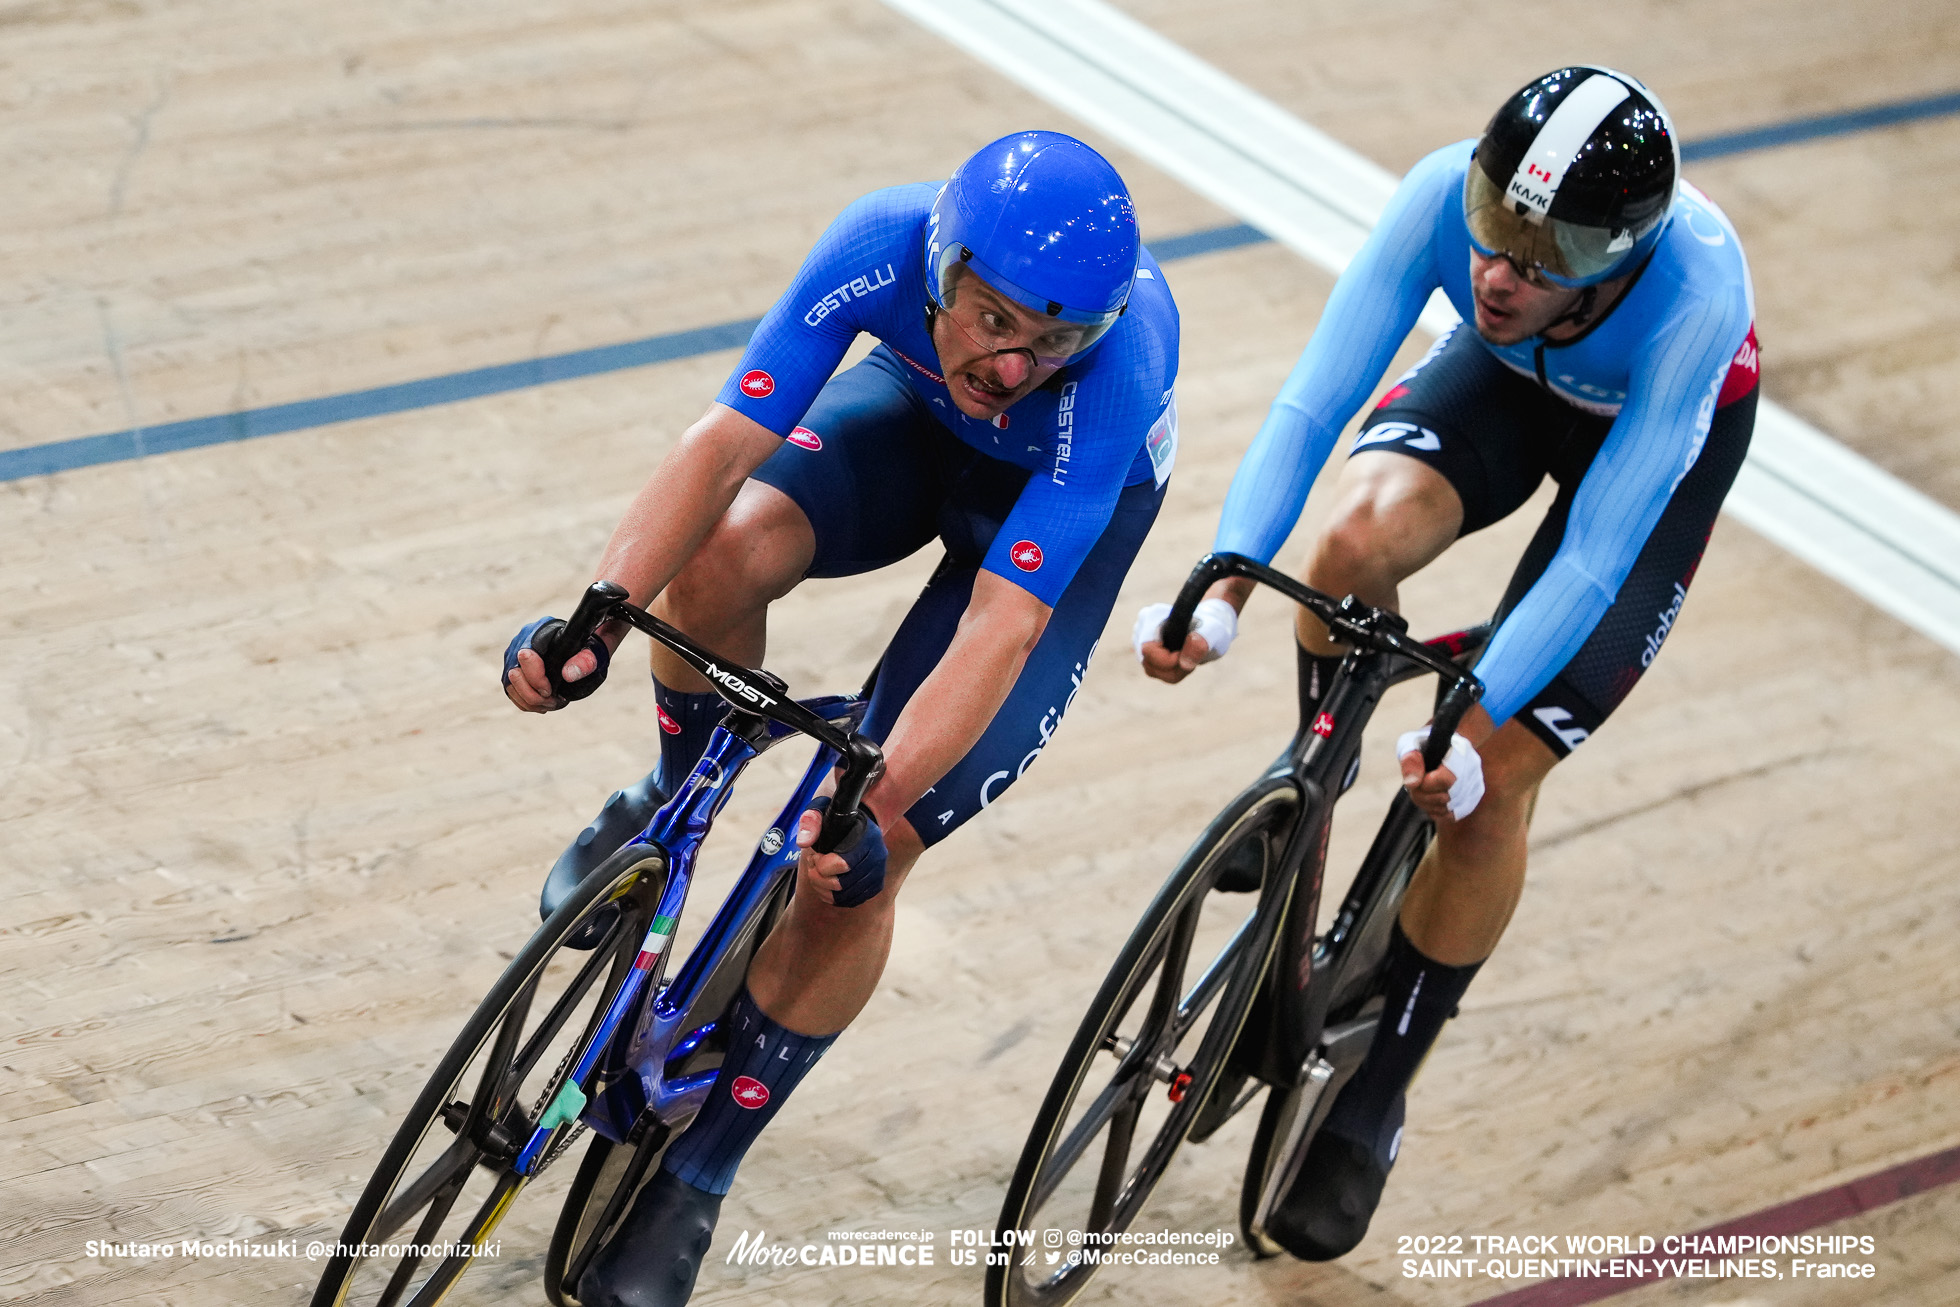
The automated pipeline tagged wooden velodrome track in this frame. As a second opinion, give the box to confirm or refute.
[4,1,1957,1304]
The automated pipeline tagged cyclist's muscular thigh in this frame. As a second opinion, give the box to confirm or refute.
[651,478,816,688]
[1299,451,1463,652]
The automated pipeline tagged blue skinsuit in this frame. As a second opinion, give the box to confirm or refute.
[1213,141,1755,725]
[708,183,1180,844]
[718,183,1180,607]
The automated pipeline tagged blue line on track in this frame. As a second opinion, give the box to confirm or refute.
[0,318,761,482]
[6,89,1958,485]
[1681,88,1960,161]
[1145,223,1267,261]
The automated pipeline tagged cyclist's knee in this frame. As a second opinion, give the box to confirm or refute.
[663,484,813,623]
[1459,723,1556,826]
[882,817,924,883]
[1314,457,1461,583]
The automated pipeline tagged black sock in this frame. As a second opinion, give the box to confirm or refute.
[1323,920,1481,1149]
[653,677,729,798]
[1296,642,1344,723]
[659,989,836,1195]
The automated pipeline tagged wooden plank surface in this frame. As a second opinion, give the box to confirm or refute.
[1116,0,1960,512]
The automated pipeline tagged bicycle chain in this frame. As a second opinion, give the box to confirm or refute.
[539,1119,587,1173]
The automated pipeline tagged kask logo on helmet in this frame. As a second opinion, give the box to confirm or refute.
[1470,67,1678,287]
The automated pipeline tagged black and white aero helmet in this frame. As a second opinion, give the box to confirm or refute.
[1464,67,1680,288]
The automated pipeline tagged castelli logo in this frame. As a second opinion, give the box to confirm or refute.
[1311,712,1335,738]
[656,706,681,735]
[1009,540,1043,572]
[740,370,775,398]
[787,426,822,451]
[991,412,1010,430]
[731,1075,771,1109]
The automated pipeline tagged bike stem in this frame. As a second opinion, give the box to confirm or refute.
[548,581,885,854]
[1161,553,1484,770]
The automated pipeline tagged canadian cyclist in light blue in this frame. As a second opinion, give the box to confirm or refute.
[503,131,1179,1306]
[1139,67,1759,1260]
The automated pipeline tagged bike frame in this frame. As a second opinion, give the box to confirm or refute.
[1159,554,1488,1095]
[1240,642,1473,1090]
[504,695,869,1172]
[577,694,867,1150]
[509,580,886,1174]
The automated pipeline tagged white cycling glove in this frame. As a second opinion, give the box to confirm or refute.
[1133,598,1238,664]
[1395,727,1485,820]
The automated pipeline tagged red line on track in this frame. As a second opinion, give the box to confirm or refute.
[1465,1143,1960,1307]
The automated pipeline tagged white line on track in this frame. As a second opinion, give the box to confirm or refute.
[885,0,1960,656]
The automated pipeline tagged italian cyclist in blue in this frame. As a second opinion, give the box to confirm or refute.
[502,131,1179,1306]
[1139,67,1759,1260]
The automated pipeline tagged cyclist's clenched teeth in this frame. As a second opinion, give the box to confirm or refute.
[962,372,1015,402]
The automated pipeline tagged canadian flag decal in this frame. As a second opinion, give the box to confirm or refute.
[1009,540,1043,572]
[730,1075,771,1109]
[739,369,776,398]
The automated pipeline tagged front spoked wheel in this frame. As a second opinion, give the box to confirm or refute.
[988,780,1301,1307]
[311,843,665,1307]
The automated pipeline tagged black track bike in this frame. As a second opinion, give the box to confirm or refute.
[987,552,1488,1306]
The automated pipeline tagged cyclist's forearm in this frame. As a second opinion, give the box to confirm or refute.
[590,405,779,640]
[1208,576,1257,612]
[868,574,1049,822]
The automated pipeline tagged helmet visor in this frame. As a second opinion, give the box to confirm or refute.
[933,244,1120,366]
[1463,163,1646,288]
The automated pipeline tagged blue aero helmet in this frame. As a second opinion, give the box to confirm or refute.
[924,131,1140,366]
[1464,66,1680,289]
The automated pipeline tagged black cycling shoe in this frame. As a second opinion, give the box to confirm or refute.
[576,1169,724,1307]
[542,770,668,949]
[1265,1091,1404,1261]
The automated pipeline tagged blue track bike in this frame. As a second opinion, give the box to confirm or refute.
[310,581,886,1307]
